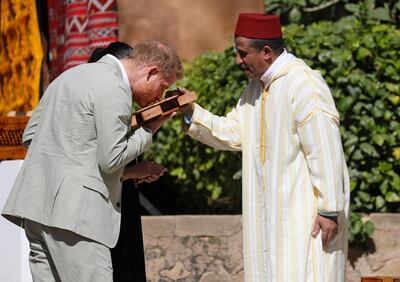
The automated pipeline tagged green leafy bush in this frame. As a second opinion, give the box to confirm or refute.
[284,17,400,216]
[264,0,400,25]
[283,17,400,242]
[143,49,246,213]
[143,16,399,242]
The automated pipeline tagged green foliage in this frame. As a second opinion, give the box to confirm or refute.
[284,17,400,216]
[264,0,400,25]
[348,212,375,243]
[344,0,396,23]
[144,13,399,243]
[143,49,247,213]
[284,17,400,242]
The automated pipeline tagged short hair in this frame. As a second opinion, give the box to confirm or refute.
[130,41,184,80]
[88,42,133,63]
[249,37,285,55]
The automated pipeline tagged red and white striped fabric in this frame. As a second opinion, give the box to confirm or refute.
[48,0,118,81]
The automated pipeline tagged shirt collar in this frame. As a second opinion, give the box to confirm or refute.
[260,49,296,89]
[106,54,130,87]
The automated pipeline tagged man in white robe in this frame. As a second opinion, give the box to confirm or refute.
[180,13,350,281]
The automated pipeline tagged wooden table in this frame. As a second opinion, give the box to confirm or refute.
[361,277,400,282]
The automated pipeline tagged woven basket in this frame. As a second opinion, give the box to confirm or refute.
[0,116,29,160]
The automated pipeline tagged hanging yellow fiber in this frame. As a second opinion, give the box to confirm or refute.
[0,0,43,115]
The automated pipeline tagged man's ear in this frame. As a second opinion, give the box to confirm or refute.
[262,45,273,61]
[147,66,159,81]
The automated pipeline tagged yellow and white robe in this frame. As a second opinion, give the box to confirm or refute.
[186,50,350,282]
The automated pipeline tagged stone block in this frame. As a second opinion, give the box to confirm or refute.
[142,214,400,281]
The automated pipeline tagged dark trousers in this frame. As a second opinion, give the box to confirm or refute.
[111,179,146,282]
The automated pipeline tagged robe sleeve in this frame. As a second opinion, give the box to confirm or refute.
[186,103,241,151]
[292,70,346,214]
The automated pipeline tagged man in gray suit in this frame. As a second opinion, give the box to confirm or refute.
[2,41,183,281]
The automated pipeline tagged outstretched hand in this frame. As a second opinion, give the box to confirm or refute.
[123,161,167,184]
[177,87,196,116]
[312,214,338,247]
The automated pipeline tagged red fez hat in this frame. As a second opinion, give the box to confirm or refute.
[234,13,282,39]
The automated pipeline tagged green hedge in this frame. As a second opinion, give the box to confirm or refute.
[284,18,400,213]
[143,49,246,214]
[143,16,400,242]
[284,17,400,241]
[264,0,400,25]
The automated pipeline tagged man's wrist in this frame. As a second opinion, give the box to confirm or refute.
[183,113,193,126]
[142,127,153,134]
[318,211,338,217]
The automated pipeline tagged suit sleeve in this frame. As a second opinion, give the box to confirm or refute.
[94,84,152,173]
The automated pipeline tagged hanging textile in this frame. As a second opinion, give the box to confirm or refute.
[0,0,44,115]
[47,0,118,81]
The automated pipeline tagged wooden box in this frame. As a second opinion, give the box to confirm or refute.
[131,90,196,129]
[361,277,400,282]
[0,116,29,160]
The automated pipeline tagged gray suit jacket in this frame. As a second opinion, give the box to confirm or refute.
[2,56,152,248]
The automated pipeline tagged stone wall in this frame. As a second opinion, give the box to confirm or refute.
[117,0,264,60]
[142,214,400,281]
[143,215,243,282]
[347,213,400,281]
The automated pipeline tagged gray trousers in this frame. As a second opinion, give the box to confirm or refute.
[24,219,113,282]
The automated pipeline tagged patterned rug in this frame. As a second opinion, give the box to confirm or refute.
[48,0,118,81]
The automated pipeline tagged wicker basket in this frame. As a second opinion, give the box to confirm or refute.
[0,116,30,160]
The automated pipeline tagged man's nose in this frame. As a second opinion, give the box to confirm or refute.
[235,53,243,65]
